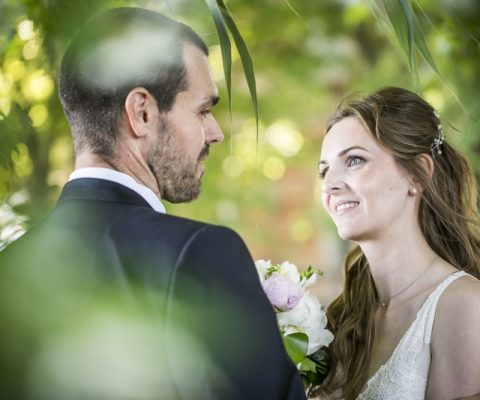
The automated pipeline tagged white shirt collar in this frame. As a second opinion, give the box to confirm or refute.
[68,167,166,214]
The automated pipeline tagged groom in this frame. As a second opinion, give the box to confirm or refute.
[0,7,306,400]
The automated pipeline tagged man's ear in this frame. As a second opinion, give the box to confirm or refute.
[124,88,159,138]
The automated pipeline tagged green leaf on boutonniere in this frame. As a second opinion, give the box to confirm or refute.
[300,350,331,387]
[283,332,308,365]
[300,265,323,281]
[309,348,330,375]
[265,265,278,279]
[299,357,317,373]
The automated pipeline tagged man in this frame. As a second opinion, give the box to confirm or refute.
[0,7,306,400]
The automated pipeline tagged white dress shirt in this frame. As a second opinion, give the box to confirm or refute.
[69,167,166,214]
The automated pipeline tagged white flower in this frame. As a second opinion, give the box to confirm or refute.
[300,272,318,288]
[254,259,272,282]
[278,261,300,284]
[277,292,333,355]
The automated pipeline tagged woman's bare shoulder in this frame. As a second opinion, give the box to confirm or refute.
[428,272,480,398]
[440,273,480,314]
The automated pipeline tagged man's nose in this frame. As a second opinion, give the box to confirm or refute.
[205,115,224,144]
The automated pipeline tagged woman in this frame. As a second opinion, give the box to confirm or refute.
[316,87,480,399]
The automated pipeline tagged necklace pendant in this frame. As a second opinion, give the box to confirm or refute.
[380,302,387,307]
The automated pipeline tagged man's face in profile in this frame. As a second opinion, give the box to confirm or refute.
[148,44,223,203]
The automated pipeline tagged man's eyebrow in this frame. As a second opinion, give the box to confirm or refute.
[199,95,220,109]
[319,146,370,165]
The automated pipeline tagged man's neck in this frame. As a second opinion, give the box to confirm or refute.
[75,151,161,198]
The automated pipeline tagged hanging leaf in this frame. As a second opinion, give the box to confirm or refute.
[206,0,259,142]
[382,0,419,88]
[370,0,443,91]
[365,1,469,131]
[205,0,232,116]
[411,5,439,75]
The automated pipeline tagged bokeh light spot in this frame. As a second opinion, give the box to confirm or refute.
[215,199,239,223]
[265,119,304,157]
[222,155,245,177]
[23,39,41,60]
[4,58,26,81]
[424,89,445,112]
[21,70,54,102]
[263,157,285,180]
[17,19,36,41]
[29,104,49,127]
[290,218,314,242]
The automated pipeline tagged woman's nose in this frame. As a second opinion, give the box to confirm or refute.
[322,169,346,194]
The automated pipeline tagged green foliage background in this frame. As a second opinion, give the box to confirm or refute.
[1,0,479,304]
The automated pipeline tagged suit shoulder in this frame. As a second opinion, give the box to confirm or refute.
[182,224,246,253]
[136,210,242,245]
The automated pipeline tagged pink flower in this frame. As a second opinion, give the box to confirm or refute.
[262,273,305,311]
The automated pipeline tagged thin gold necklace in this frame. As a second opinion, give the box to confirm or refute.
[379,256,438,308]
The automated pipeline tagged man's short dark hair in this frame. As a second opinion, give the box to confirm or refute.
[58,7,208,158]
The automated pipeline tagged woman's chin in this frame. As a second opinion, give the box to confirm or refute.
[337,227,360,241]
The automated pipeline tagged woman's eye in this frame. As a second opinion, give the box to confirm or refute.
[201,109,211,117]
[346,156,364,168]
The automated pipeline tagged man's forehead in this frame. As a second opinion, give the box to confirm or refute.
[182,43,209,68]
[182,44,218,97]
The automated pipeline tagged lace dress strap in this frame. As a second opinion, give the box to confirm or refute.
[421,271,468,344]
[357,270,468,400]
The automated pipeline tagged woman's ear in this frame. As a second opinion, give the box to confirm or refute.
[417,153,435,180]
[124,88,159,138]
[409,153,435,192]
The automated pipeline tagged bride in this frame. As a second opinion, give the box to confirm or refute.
[315,87,480,399]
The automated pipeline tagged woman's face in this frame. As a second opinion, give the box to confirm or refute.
[319,116,415,242]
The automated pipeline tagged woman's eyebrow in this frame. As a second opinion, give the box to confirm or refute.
[319,145,370,165]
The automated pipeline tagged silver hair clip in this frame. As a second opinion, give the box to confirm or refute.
[431,110,444,155]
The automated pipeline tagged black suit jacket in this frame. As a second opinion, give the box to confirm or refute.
[0,178,306,399]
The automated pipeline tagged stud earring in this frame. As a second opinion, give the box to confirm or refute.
[410,187,418,195]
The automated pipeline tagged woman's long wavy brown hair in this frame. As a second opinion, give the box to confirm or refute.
[316,87,480,399]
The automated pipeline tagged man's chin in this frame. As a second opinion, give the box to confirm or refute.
[167,192,201,204]
[163,181,202,203]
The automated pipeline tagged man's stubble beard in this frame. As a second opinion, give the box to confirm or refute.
[148,119,208,203]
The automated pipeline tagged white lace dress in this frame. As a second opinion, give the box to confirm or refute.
[357,271,468,400]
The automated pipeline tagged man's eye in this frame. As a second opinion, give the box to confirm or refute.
[201,109,211,117]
